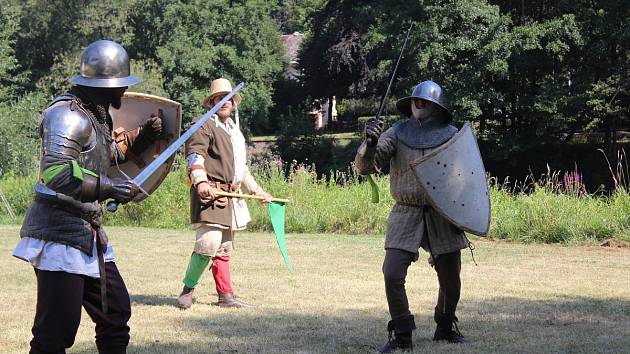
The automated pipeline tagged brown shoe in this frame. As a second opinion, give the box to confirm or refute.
[215,292,256,308]
[177,286,194,309]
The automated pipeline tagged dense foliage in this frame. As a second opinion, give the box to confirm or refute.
[300,0,629,161]
[0,0,628,184]
[0,0,293,178]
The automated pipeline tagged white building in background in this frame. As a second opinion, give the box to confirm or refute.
[320,96,337,129]
[281,31,337,130]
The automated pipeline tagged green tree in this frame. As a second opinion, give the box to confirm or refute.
[300,0,624,160]
[490,0,630,157]
[0,92,47,176]
[134,0,286,134]
[0,2,27,102]
[272,0,325,34]
[11,0,153,96]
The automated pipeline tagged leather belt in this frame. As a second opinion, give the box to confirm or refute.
[207,181,239,193]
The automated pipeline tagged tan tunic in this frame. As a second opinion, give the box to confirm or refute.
[354,125,469,256]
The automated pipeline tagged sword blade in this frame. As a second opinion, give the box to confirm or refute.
[133,82,245,186]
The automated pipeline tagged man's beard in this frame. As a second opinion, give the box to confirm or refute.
[217,108,231,120]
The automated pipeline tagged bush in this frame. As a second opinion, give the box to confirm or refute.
[273,108,342,174]
[0,172,37,223]
[2,162,630,245]
[336,97,399,122]
[0,92,47,177]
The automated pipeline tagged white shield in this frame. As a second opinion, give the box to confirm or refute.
[409,122,490,235]
[108,92,182,201]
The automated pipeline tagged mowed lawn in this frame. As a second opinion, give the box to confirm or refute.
[1,225,630,354]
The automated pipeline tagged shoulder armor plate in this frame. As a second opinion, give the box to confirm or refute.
[41,100,97,158]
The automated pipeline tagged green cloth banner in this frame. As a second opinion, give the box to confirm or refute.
[367,174,380,203]
[267,201,292,272]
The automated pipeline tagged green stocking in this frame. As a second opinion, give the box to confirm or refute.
[182,252,210,288]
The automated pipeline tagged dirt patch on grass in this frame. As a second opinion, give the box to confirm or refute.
[599,239,630,248]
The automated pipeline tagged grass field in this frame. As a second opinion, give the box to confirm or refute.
[1,225,630,353]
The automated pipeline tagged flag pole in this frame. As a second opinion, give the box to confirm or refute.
[214,191,290,204]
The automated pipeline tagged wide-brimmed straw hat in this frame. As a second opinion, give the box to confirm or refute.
[202,78,242,109]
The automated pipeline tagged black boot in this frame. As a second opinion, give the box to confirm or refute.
[433,309,465,343]
[379,315,415,353]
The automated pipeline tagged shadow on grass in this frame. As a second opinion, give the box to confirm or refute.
[130,293,179,307]
[130,293,225,308]
[73,296,630,354]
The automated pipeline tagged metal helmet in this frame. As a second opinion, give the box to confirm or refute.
[396,80,452,121]
[69,40,141,88]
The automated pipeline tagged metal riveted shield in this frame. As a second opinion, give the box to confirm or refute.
[108,92,182,201]
[409,122,490,235]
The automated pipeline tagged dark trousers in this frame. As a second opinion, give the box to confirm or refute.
[30,262,131,354]
[383,248,461,322]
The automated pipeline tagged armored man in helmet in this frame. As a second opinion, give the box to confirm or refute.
[14,40,162,353]
[176,78,273,309]
[355,81,470,352]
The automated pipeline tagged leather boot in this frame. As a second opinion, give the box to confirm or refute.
[177,286,194,309]
[215,292,256,308]
[433,308,465,343]
[379,315,415,353]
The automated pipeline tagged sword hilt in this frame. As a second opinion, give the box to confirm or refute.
[365,118,384,147]
[107,200,119,212]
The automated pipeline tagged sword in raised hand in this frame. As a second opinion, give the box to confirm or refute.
[107,82,246,212]
[365,23,414,203]
[367,22,414,146]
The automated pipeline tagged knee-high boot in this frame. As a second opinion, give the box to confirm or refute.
[433,250,465,343]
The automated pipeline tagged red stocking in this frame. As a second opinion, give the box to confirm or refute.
[212,256,233,294]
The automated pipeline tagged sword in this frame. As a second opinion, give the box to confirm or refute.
[367,22,414,146]
[366,23,414,204]
[107,82,246,212]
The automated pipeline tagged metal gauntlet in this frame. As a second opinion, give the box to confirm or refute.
[81,174,139,202]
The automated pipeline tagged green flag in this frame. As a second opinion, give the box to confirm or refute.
[267,201,292,272]
[367,174,380,203]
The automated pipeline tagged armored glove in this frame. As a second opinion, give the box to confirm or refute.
[100,175,139,202]
[81,174,139,203]
[364,118,383,147]
[143,109,163,139]
[128,109,165,155]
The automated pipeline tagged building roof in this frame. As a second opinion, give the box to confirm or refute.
[281,32,304,64]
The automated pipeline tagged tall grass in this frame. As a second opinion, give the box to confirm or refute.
[246,160,393,234]
[1,160,630,244]
[490,184,630,244]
